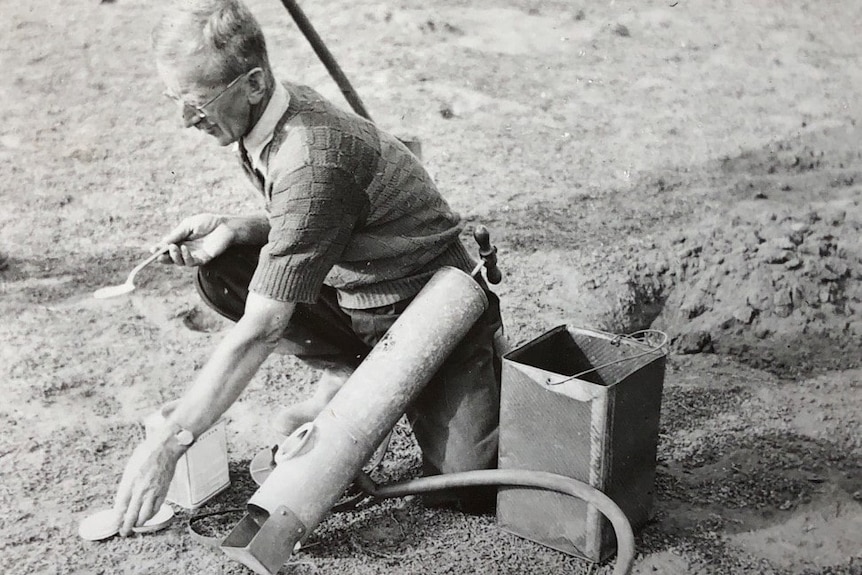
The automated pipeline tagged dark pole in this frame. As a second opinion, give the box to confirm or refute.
[278,0,373,121]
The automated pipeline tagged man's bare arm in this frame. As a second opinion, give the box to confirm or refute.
[224,214,270,245]
[114,291,294,535]
[154,213,269,266]
[164,291,292,436]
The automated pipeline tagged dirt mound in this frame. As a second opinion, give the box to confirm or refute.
[638,202,861,377]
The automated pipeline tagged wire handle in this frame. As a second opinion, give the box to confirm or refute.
[546,329,668,386]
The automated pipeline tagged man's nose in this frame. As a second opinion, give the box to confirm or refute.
[180,105,203,129]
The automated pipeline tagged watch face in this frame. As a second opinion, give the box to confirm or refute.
[176,429,194,446]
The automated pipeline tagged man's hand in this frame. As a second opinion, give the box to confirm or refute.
[110,293,296,536]
[153,213,235,267]
[113,435,183,536]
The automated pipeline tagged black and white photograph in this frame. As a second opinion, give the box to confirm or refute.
[1,0,859,573]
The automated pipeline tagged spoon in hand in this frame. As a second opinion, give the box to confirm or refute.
[93,246,169,299]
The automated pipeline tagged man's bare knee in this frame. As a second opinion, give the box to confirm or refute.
[272,364,353,437]
[299,357,354,378]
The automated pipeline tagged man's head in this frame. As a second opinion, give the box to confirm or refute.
[153,0,274,146]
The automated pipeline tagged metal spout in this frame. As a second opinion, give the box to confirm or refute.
[221,506,307,575]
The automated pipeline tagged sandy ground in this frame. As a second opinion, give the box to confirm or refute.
[1,0,860,573]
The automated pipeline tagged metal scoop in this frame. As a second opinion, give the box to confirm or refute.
[93,247,168,299]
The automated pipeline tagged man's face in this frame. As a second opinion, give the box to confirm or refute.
[157,56,253,147]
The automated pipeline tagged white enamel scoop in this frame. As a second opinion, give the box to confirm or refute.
[93,247,168,299]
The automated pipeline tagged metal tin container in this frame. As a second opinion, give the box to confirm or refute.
[497,326,665,562]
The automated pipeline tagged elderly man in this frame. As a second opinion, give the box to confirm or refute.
[113,0,502,535]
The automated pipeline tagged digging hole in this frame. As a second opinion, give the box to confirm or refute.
[606,275,669,335]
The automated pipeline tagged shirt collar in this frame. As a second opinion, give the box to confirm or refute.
[239,81,289,173]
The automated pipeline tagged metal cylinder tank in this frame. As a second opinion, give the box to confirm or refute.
[222,266,488,575]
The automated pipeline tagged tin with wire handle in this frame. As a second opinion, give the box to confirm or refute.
[497,326,667,562]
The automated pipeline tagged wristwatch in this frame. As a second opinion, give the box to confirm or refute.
[146,402,196,447]
[161,420,195,447]
[173,426,195,447]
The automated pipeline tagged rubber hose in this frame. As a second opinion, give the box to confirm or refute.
[355,469,635,575]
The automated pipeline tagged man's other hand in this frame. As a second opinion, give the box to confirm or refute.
[152,213,234,266]
[113,436,182,536]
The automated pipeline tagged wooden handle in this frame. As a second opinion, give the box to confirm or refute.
[473,225,502,284]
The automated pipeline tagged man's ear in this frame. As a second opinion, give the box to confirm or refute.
[246,68,268,105]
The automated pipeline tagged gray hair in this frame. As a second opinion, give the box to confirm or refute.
[153,0,271,86]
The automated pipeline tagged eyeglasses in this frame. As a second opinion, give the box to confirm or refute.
[163,67,262,122]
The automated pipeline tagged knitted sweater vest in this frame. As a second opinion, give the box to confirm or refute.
[247,82,475,309]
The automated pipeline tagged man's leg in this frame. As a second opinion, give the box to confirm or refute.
[199,248,504,509]
[271,361,353,436]
[195,246,369,362]
[344,290,503,512]
[407,290,503,512]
